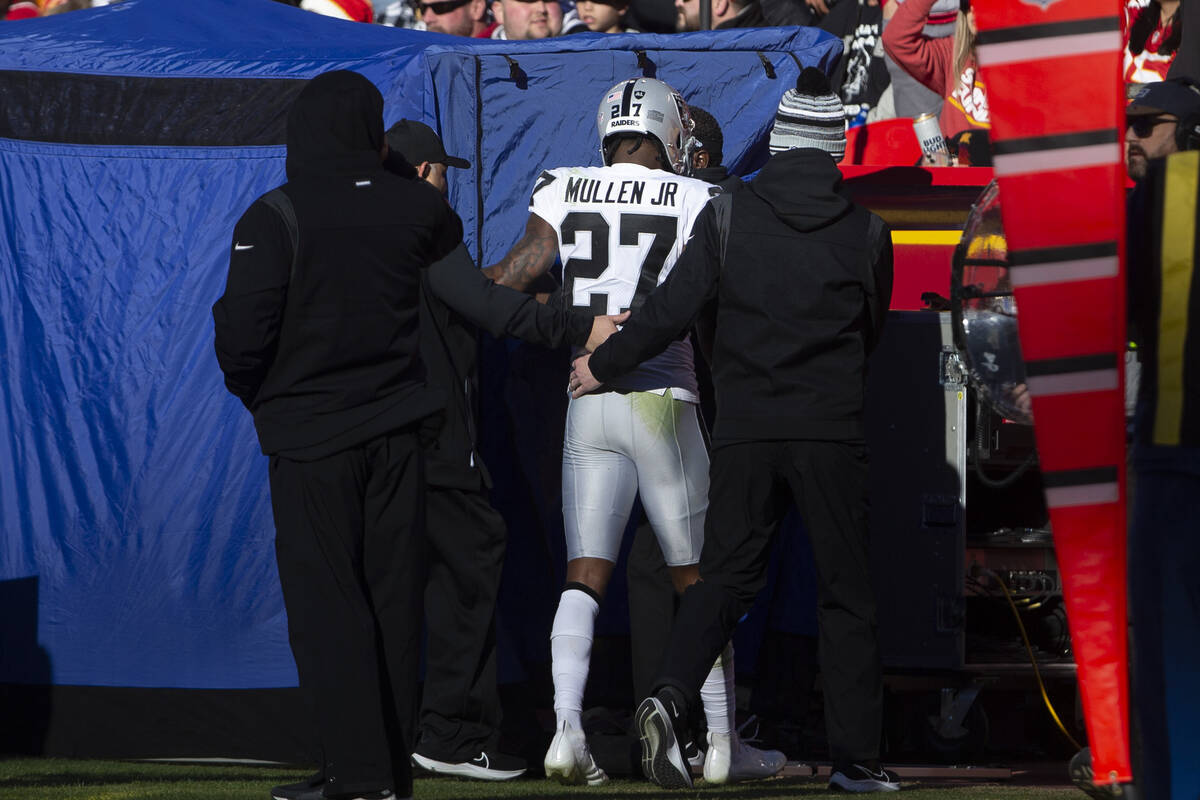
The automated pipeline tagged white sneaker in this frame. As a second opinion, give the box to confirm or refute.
[703,730,786,784]
[543,720,609,786]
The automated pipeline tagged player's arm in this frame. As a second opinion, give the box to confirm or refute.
[483,213,558,292]
[212,201,292,409]
[575,203,722,395]
[429,243,624,349]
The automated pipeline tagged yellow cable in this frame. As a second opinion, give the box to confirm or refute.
[989,570,1083,751]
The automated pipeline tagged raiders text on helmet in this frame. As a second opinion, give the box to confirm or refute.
[596,77,696,175]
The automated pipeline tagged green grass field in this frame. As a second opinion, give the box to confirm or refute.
[0,759,1084,800]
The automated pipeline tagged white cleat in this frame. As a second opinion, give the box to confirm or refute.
[703,730,787,784]
[543,720,609,786]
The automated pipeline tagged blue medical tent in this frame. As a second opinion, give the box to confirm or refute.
[0,0,838,757]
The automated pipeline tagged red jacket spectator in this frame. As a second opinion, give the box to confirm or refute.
[882,0,989,139]
[4,0,40,19]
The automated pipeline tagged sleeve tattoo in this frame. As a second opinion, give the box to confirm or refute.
[484,215,558,291]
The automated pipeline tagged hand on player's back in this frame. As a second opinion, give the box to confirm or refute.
[586,310,630,353]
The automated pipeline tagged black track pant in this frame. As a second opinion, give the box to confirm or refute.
[627,515,677,704]
[270,430,424,798]
[655,439,883,764]
[415,486,506,761]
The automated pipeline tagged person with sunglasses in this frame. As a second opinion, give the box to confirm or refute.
[416,0,495,36]
[490,0,563,38]
[1125,76,1200,181]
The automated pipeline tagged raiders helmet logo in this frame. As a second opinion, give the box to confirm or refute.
[634,90,645,99]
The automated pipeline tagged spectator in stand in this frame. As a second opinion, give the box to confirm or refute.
[882,0,989,142]
[491,0,563,37]
[674,0,765,29]
[620,0,667,30]
[881,0,958,119]
[1124,0,1183,85]
[43,0,91,13]
[575,0,635,32]
[1125,77,1200,181]
[376,0,422,28]
[408,0,492,34]
[1168,0,1196,78]
[300,0,374,20]
[3,0,40,19]
[820,0,893,127]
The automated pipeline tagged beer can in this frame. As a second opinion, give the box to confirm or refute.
[913,112,951,166]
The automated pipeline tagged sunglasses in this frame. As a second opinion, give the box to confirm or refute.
[1127,115,1175,138]
[418,0,470,14]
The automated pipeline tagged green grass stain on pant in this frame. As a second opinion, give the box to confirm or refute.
[631,390,682,441]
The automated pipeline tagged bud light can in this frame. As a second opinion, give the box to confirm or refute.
[913,112,951,166]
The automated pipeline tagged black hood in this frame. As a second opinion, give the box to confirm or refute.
[692,165,730,185]
[286,70,385,179]
[748,148,851,232]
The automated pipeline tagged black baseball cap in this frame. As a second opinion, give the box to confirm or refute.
[385,119,470,168]
[1126,77,1200,119]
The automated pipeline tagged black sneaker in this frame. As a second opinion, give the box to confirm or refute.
[829,763,901,793]
[271,772,323,800]
[635,688,694,789]
[411,749,526,781]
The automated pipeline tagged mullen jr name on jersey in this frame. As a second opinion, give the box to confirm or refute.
[562,176,681,208]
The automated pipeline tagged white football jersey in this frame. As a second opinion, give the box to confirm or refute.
[529,162,718,400]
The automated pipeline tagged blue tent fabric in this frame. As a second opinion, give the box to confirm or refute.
[405,29,841,266]
[0,0,840,690]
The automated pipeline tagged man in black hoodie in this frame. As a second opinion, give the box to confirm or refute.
[570,69,899,794]
[213,71,605,800]
[214,70,456,800]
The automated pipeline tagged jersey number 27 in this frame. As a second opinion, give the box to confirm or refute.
[561,211,677,315]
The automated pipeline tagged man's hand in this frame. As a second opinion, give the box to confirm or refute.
[806,0,830,16]
[569,354,603,398]
[586,310,630,352]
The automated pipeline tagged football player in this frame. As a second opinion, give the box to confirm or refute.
[485,77,784,787]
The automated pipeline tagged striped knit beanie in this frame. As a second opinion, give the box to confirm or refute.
[769,67,846,162]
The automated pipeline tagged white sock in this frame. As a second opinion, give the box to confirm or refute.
[550,588,599,730]
[700,642,735,736]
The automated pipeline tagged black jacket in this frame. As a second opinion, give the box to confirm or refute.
[715,0,768,28]
[213,71,460,458]
[692,165,745,194]
[421,244,593,489]
[590,148,894,444]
